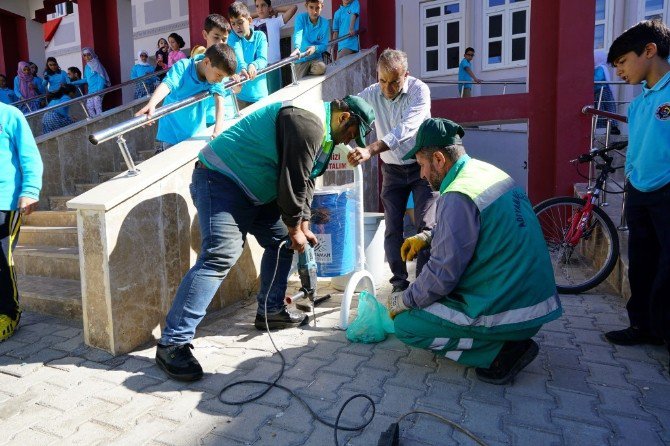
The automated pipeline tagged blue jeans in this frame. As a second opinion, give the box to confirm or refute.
[160,166,294,345]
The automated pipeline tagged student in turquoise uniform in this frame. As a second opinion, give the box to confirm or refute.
[458,47,481,98]
[228,1,268,109]
[0,102,43,341]
[332,0,360,60]
[135,43,238,152]
[14,61,43,113]
[72,47,111,117]
[291,0,330,79]
[0,75,17,104]
[130,50,157,99]
[42,57,69,93]
[383,118,561,385]
[604,20,670,372]
[42,84,78,133]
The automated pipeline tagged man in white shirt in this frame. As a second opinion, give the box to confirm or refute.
[348,49,438,293]
[253,0,298,93]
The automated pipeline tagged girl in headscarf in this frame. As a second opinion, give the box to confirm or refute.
[73,47,111,117]
[43,57,69,93]
[130,50,157,99]
[13,61,43,113]
[167,32,187,67]
[42,84,78,134]
[594,49,620,135]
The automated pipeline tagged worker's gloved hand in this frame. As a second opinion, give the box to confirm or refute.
[383,291,408,319]
[400,232,431,262]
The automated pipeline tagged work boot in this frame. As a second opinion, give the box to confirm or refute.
[604,327,664,346]
[0,312,21,342]
[255,307,308,331]
[391,284,408,293]
[475,339,539,385]
[155,343,203,382]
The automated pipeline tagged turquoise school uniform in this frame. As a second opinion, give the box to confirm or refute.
[293,13,330,63]
[333,0,360,52]
[156,54,227,145]
[229,30,269,103]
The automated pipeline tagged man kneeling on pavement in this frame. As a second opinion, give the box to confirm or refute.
[380,117,562,385]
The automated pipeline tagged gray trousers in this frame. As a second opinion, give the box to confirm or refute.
[381,163,438,289]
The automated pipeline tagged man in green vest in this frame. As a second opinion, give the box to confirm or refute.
[155,96,375,382]
[382,117,562,385]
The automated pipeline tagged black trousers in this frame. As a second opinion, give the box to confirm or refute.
[625,182,670,341]
[0,211,21,319]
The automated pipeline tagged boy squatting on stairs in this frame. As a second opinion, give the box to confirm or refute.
[0,102,44,341]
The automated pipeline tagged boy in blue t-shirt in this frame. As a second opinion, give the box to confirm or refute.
[458,47,481,98]
[0,102,43,341]
[291,0,330,80]
[0,75,17,104]
[228,1,268,109]
[135,43,238,152]
[603,20,670,366]
[332,0,360,60]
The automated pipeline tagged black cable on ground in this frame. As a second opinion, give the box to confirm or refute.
[218,241,375,446]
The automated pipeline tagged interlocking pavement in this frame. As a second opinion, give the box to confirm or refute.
[1,267,669,445]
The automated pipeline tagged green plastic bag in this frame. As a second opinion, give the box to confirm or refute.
[346,291,395,343]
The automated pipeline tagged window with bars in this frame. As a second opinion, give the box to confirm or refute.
[483,0,529,70]
[420,1,464,77]
[594,0,613,50]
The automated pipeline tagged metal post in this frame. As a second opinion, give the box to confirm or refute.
[618,180,628,231]
[142,81,149,96]
[290,62,299,86]
[116,135,140,176]
[231,92,241,118]
[502,82,508,95]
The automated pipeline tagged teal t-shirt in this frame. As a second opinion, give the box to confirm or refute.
[156,54,226,144]
[458,58,473,89]
[333,0,360,52]
[626,70,670,192]
[293,13,330,63]
[229,30,269,103]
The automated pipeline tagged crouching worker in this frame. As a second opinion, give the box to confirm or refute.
[156,95,375,381]
[381,118,562,385]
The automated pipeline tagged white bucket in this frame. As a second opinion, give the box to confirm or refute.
[331,212,385,291]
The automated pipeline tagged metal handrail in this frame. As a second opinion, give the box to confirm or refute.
[581,105,627,123]
[88,32,362,176]
[424,80,526,85]
[19,68,168,118]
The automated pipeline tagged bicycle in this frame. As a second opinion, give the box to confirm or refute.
[533,142,627,294]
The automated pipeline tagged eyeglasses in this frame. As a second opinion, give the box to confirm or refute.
[465,53,475,57]
[351,112,372,137]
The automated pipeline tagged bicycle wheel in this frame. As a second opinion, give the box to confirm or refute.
[534,196,619,294]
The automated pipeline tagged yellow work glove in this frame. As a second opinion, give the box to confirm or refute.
[380,291,408,319]
[400,231,431,262]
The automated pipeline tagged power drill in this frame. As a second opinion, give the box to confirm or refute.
[285,244,331,321]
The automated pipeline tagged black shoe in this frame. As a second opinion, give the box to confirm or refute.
[610,126,621,135]
[254,307,308,331]
[155,343,203,382]
[391,284,408,293]
[604,327,664,346]
[475,339,539,385]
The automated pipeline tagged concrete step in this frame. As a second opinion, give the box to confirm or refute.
[137,149,155,162]
[17,274,82,320]
[22,210,77,227]
[74,183,100,195]
[18,226,78,248]
[49,196,76,211]
[98,171,124,182]
[14,245,80,281]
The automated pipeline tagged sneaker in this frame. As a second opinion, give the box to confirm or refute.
[604,327,664,346]
[391,284,408,293]
[254,307,308,331]
[155,343,203,381]
[475,339,539,385]
[0,312,21,342]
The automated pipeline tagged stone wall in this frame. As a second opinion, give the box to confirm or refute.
[68,48,378,354]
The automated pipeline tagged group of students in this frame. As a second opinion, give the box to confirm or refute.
[137,0,362,152]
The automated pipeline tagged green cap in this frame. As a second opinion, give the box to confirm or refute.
[343,95,375,147]
[402,118,465,160]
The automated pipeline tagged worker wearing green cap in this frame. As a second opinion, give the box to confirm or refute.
[379,117,562,385]
[155,95,375,382]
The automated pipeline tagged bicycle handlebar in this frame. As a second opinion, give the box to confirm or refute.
[571,141,628,164]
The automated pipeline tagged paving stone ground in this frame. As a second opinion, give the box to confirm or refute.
[1,262,669,446]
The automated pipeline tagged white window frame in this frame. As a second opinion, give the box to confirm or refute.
[48,2,69,20]
[594,0,615,50]
[638,0,670,21]
[420,0,465,77]
[482,0,530,71]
